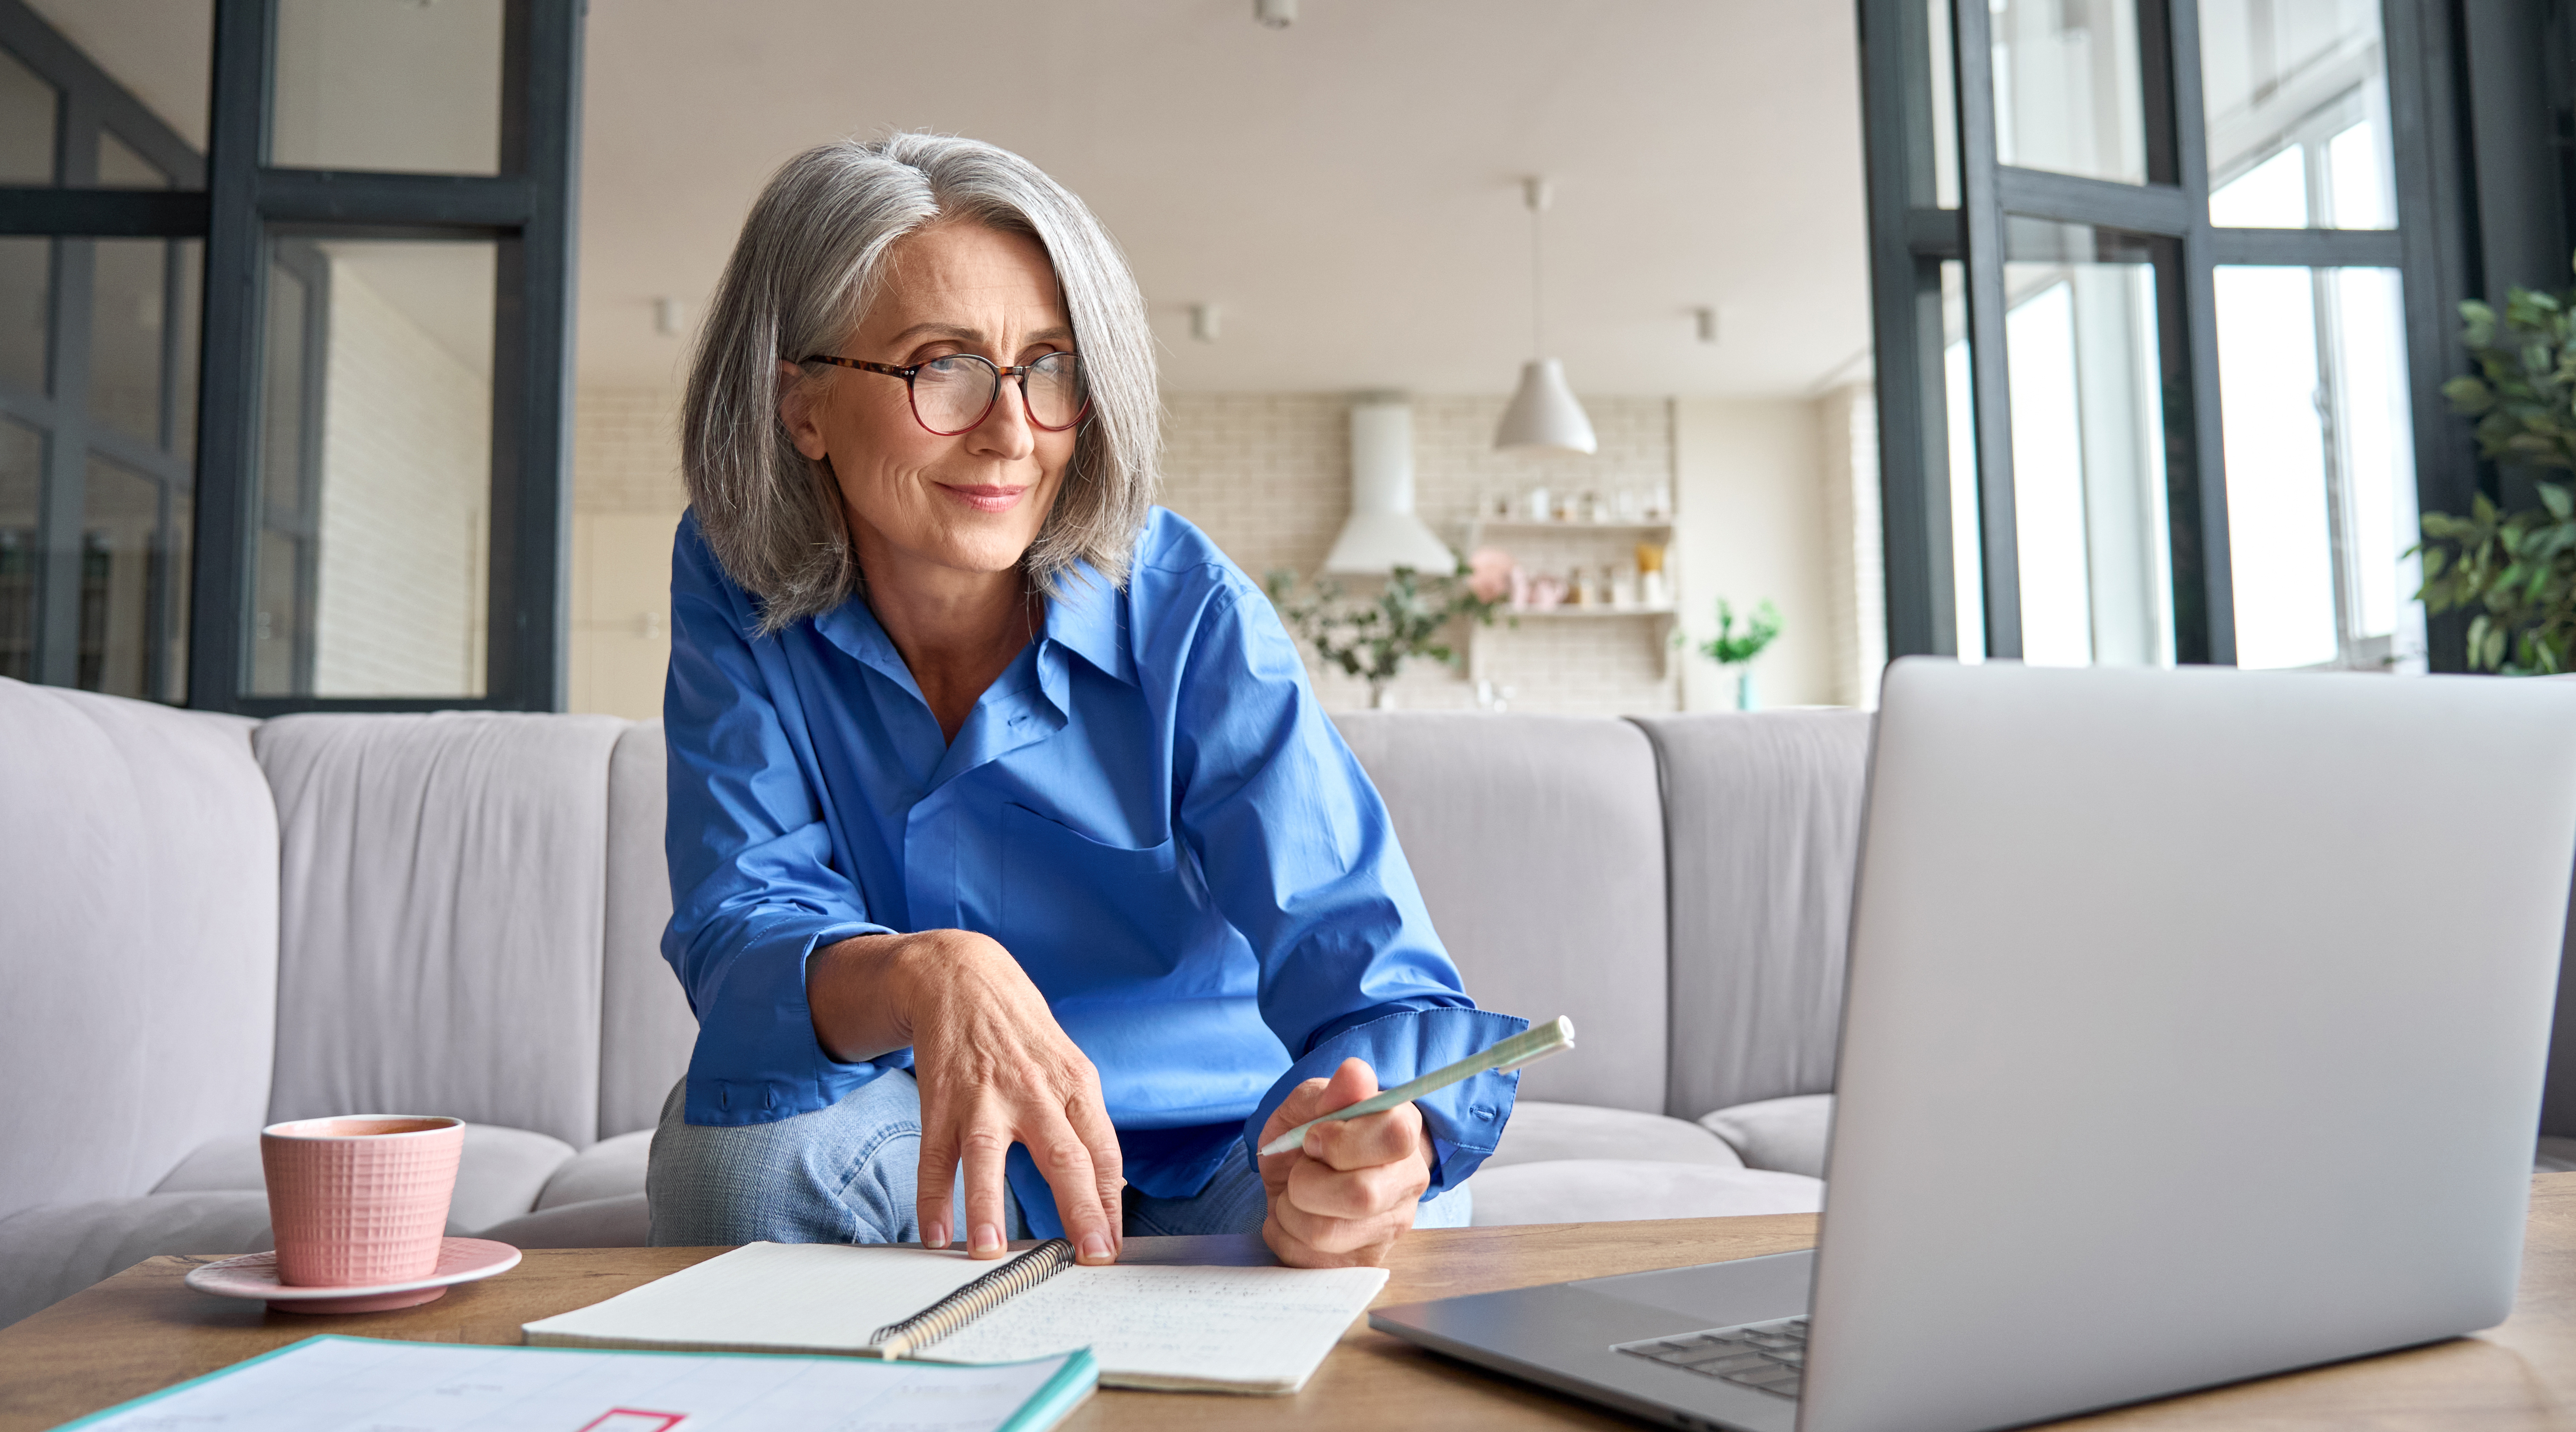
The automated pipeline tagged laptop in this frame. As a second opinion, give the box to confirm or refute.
[1373,658,2576,1432]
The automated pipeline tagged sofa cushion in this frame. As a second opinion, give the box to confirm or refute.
[1468,1161,1823,1227]
[1631,711,1872,1118]
[0,681,277,1224]
[599,721,695,1140]
[536,1129,652,1210]
[0,1192,273,1330]
[477,1192,652,1249]
[258,711,627,1148]
[1484,1101,1744,1171]
[151,1124,578,1235]
[1333,714,1669,1113]
[1699,1094,1835,1178]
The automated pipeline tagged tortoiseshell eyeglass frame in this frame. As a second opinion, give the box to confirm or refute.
[798,352,1090,437]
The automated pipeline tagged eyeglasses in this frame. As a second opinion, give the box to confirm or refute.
[801,351,1089,437]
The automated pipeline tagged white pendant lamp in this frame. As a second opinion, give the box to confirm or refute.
[1494,177,1597,455]
[1323,397,1457,574]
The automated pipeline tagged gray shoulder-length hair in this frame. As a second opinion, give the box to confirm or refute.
[682,132,1160,633]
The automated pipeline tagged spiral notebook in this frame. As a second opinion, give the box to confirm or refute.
[521,1241,1387,1395]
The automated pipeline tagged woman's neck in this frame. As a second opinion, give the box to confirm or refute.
[854,531,1041,745]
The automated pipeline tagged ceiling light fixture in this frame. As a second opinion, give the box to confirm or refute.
[1493,177,1597,455]
[1254,0,1296,29]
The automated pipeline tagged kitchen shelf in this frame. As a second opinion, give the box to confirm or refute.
[1498,604,1676,618]
[1467,518,1675,536]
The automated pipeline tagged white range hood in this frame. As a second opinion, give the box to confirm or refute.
[1322,398,1455,575]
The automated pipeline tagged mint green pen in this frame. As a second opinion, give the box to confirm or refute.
[1258,1016,1577,1155]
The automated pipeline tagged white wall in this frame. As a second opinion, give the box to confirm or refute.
[1672,397,1836,710]
[568,387,686,720]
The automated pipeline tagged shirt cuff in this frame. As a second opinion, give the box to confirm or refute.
[682,910,894,1125]
[1242,1007,1530,1200]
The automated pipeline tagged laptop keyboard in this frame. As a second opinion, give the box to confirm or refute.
[1612,1315,1809,1399]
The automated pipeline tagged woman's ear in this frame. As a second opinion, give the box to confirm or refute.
[777,359,831,462]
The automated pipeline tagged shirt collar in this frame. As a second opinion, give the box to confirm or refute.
[1042,562,1135,688]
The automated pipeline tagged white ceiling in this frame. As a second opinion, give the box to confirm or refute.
[578,0,1874,398]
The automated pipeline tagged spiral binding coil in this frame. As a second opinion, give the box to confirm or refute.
[871,1238,1075,1360]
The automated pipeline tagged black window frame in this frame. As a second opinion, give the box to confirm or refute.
[0,0,582,714]
[1855,0,2489,671]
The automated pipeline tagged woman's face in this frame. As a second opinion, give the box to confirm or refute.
[781,222,1079,584]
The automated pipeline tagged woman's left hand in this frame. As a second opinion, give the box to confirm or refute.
[1256,1058,1433,1268]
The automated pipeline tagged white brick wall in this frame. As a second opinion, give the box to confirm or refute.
[310,264,489,697]
[1161,393,1682,715]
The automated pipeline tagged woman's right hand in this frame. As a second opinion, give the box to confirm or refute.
[805,929,1124,1264]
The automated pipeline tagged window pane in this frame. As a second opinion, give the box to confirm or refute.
[0,44,54,184]
[270,0,502,175]
[0,236,49,395]
[1929,0,1961,208]
[1991,0,2147,185]
[2200,0,2395,230]
[248,238,495,698]
[0,417,37,681]
[79,453,183,701]
[2002,220,2174,668]
[90,239,169,447]
[96,129,166,188]
[2216,265,2419,671]
[1941,259,1983,660]
[20,0,213,153]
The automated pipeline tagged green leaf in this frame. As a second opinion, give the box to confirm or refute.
[2543,483,2574,520]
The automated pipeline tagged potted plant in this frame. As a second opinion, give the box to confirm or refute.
[1265,560,1506,709]
[2417,259,2576,673]
[1698,598,1782,710]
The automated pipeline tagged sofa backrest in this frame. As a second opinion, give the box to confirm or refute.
[1633,710,1873,1118]
[1333,712,1671,1114]
[257,711,628,1148]
[599,720,693,1138]
[0,679,279,1221]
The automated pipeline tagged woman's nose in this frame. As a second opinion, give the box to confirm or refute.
[966,373,1038,458]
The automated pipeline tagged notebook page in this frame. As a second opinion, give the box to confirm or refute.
[917,1263,1388,1393]
[523,1242,991,1354]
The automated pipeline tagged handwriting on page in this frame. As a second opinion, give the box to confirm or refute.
[924,1264,1385,1389]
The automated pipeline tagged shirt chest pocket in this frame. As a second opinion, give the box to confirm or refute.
[999,802,1205,989]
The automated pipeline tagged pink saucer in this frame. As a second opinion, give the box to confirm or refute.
[185,1237,521,1314]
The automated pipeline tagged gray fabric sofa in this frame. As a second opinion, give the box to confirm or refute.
[0,676,1870,1329]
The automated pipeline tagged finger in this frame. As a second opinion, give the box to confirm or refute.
[1286,1152,1431,1221]
[1061,1080,1125,1257]
[958,1114,1014,1258]
[916,1120,960,1251]
[1301,1101,1425,1173]
[1269,1188,1416,1259]
[1315,1057,1380,1115]
[1026,1105,1117,1265]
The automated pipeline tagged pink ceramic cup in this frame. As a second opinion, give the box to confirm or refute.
[260,1115,464,1288]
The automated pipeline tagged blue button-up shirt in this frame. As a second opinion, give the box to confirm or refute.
[662,505,1525,1235]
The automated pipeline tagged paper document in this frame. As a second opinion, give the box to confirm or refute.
[57,1335,1095,1432]
[523,1242,1388,1394]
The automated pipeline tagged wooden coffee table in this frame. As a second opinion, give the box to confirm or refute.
[4,1175,2572,1430]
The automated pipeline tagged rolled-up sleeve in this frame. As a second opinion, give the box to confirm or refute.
[1167,575,1527,1195]
[663,519,891,1125]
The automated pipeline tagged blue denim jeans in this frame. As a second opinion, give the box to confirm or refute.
[646,1072,1471,1245]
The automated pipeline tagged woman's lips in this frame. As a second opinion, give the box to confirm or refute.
[937,483,1027,515]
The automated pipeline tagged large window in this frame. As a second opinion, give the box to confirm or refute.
[1858,0,2472,670]
[0,0,579,712]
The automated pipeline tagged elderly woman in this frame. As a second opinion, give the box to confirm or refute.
[646,134,1525,1269]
